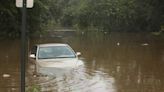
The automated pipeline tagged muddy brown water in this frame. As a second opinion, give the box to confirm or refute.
[0,32,164,92]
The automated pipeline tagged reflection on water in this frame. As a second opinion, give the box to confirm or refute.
[0,32,164,92]
[74,32,164,92]
[28,66,116,92]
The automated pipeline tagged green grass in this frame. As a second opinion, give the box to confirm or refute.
[26,84,41,92]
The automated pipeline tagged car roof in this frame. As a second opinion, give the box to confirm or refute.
[37,43,69,47]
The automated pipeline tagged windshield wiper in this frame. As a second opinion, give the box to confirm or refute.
[38,57,57,59]
[55,57,74,58]
[39,56,75,59]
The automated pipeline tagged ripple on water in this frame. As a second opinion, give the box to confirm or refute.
[28,65,116,92]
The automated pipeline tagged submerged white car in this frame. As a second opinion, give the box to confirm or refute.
[29,43,83,74]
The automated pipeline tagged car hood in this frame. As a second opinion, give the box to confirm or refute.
[37,58,83,68]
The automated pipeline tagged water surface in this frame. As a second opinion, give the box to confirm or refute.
[0,32,164,92]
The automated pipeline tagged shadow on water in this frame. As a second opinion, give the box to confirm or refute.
[0,32,164,92]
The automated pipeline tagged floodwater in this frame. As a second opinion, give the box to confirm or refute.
[0,40,20,92]
[0,32,164,92]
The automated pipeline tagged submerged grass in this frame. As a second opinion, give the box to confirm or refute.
[26,84,41,92]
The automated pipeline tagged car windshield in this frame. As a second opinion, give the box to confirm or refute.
[38,46,76,59]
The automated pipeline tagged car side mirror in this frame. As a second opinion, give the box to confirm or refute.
[76,52,81,56]
[30,54,36,59]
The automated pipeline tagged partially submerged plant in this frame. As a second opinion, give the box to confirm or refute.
[26,84,41,92]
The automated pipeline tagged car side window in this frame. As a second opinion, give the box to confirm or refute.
[31,46,37,55]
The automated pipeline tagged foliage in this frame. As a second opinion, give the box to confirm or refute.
[26,84,41,92]
[0,0,51,38]
[0,0,163,38]
[0,0,20,38]
[62,0,164,32]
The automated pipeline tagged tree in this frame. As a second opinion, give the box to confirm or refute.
[0,0,52,38]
